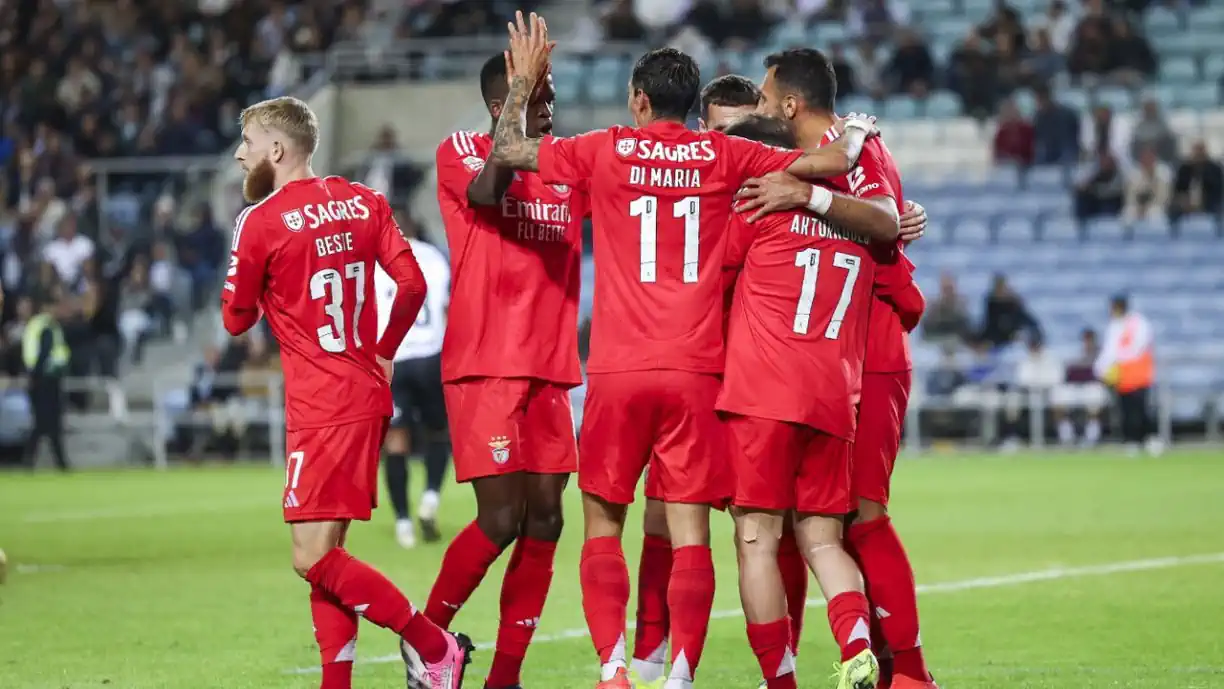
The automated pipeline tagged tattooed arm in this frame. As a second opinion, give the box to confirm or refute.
[489,75,541,171]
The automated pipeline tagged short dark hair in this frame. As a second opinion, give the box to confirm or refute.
[699,75,761,120]
[631,48,700,121]
[479,53,508,105]
[1111,294,1129,312]
[722,114,797,149]
[763,48,836,113]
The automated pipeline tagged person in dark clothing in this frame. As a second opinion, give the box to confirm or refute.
[22,300,71,470]
[1171,141,1224,223]
[1075,150,1126,221]
[1032,85,1080,165]
[980,273,1041,348]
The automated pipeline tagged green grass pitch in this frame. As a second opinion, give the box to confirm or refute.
[2,449,1223,688]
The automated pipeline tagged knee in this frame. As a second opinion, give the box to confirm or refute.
[292,543,331,579]
[523,501,564,542]
[475,501,525,549]
[854,498,888,525]
[733,510,783,560]
[641,499,670,540]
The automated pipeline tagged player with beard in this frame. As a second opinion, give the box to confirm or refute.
[741,49,934,689]
[488,13,893,689]
[416,51,588,689]
[221,97,470,689]
[630,75,930,685]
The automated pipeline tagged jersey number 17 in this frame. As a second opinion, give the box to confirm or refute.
[793,249,860,338]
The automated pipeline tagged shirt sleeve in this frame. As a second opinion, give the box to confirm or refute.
[538,129,606,187]
[220,205,268,335]
[722,133,804,182]
[840,143,898,202]
[723,213,756,271]
[373,194,427,360]
[436,132,487,199]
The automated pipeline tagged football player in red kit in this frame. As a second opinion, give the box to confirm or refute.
[632,75,930,686]
[422,51,588,689]
[488,14,879,689]
[743,49,934,689]
[220,97,469,689]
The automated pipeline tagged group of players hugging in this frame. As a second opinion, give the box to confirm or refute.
[219,10,937,689]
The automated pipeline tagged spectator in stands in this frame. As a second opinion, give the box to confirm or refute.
[1032,0,1076,54]
[993,99,1035,167]
[1022,29,1066,86]
[723,0,779,48]
[927,343,967,398]
[603,0,648,41]
[1171,141,1224,223]
[1082,105,1130,165]
[887,28,934,98]
[1122,146,1173,224]
[950,32,999,117]
[980,273,1040,348]
[847,0,909,43]
[1108,17,1157,86]
[977,0,1028,53]
[924,271,974,345]
[118,257,154,364]
[1129,98,1179,165]
[41,215,94,286]
[1074,150,1125,221]
[177,204,224,310]
[631,0,692,37]
[827,43,857,96]
[1050,328,1107,447]
[1000,332,1064,449]
[1067,14,1114,81]
[852,41,888,100]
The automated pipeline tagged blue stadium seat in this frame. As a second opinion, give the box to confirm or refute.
[1131,218,1173,240]
[884,96,919,119]
[1159,57,1199,84]
[1178,214,1220,238]
[1204,54,1224,81]
[996,216,1037,242]
[926,92,961,118]
[1012,89,1036,118]
[1026,165,1071,191]
[986,164,1022,191]
[1190,5,1224,31]
[588,56,627,103]
[954,218,993,244]
[553,60,582,104]
[1041,215,1081,242]
[1085,216,1126,240]
[1095,86,1133,112]
[1175,88,1221,109]
[838,95,874,117]
[1144,7,1183,37]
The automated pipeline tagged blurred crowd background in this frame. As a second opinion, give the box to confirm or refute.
[1,0,1221,469]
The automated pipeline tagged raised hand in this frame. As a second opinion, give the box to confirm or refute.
[833,112,880,139]
[735,172,813,223]
[506,11,555,91]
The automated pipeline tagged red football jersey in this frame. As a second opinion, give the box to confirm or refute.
[436,131,588,387]
[818,129,915,373]
[221,176,423,431]
[717,209,877,439]
[538,120,801,374]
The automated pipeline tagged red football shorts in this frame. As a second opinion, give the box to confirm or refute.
[283,416,389,523]
[579,370,730,506]
[724,413,852,514]
[852,370,912,506]
[444,377,578,483]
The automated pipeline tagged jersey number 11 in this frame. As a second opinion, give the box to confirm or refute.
[631,195,700,284]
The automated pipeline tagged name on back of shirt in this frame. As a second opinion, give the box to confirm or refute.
[282,195,372,259]
[619,138,711,191]
[790,214,868,245]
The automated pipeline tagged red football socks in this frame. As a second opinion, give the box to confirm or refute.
[847,516,931,682]
[580,536,631,664]
[746,617,797,689]
[667,545,716,680]
[310,585,357,688]
[425,520,504,628]
[320,661,353,689]
[486,537,558,688]
[776,531,808,656]
[826,591,872,662]
[633,534,673,663]
[305,547,449,664]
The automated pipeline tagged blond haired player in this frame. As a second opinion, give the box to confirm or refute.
[220,97,470,689]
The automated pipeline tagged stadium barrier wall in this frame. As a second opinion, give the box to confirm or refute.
[5,371,1217,470]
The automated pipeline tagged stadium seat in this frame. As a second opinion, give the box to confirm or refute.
[954,217,993,243]
[885,96,920,120]
[1026,165,1070,191]
[1085,217,1126,240]
[1178,214,1220,238]
[1204,54,1224,81]
[926,92,961,118]
[1130,217,1173,240]
[1041,215,1080,242]
[1095,86,1133,112]
[1160,57,1199,84]
[996,216,1037,242]
[1144,7,1183,36]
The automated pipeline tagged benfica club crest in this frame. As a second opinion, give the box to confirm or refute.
[488,436,511,465]
[615,138,637,157]
[281,209,305,232]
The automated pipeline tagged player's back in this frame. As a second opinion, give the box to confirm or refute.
[246,176,393,428]
[819,133,914,373]
[717,208,877,439]
[580,121,800,374]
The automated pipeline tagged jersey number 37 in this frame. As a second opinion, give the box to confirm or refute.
[311,263,368,353]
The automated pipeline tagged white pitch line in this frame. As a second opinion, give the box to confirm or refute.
[289,551,1224,674]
